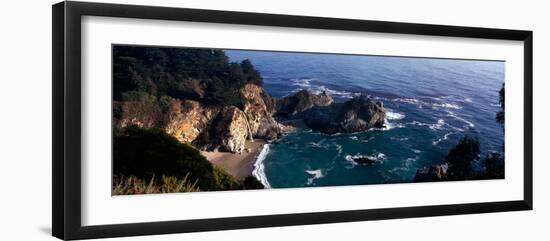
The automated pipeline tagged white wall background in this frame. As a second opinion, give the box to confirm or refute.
[0,0,547,240]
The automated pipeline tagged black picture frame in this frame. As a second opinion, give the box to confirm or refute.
[52,1,533,240]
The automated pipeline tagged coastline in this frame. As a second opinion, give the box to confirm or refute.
[202,139,267,180]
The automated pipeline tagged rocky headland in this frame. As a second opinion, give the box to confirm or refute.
[114,84,387,155]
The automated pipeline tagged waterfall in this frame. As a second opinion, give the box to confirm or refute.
[240,110,254,141]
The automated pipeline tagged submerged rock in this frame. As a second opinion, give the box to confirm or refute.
[302,95,386,134]
[350,156,377,165]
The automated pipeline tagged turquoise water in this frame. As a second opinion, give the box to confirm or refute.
[227,50,504,188]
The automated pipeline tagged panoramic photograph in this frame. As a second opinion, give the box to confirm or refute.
[111,45,505,195]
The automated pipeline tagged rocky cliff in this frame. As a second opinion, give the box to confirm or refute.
[239,84,282,140]
[164,99,219,143]
[114,84,282,154]
[115,86,386,153]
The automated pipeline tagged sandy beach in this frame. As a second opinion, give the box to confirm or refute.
[201,139,267,180]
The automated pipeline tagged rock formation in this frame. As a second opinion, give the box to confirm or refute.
[239,84,282,140]
[414,163,448,182]
[209,106,252,153]
[301,95,386,134]
[276,90,334,117]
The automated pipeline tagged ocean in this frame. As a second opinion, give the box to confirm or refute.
[227,50,505,188]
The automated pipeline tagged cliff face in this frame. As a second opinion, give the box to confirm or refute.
[114,99,162,129]
[164,99,219,143]
[240,84,281,140]
[115,84,276,154]
[210,106,252,153]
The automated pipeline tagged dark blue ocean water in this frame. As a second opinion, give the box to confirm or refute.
[227,50,504,188]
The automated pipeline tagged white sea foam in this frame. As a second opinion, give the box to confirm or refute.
[307,138,329,149]
[252,144,272,188]
[291,78,357,99]
[349,136,359,141]
[445,110,475,128]
[392,97,463,111]
[411,149,421,154]
[391,137,409,141]
[432,132,455,146]
[392,97,426,105]
[334,144,343,155]
[432,103,462,109]
[305,169,325,185]
[386,110,406,120]
[404,157,418,168]
[407,119,445,130]
[360,136,375,143]
[430,119,446,130]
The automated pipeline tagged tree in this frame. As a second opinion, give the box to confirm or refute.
[112,46,264,106]
[241,59,263,85]
[496,84,505,125]
[446,136,480,180]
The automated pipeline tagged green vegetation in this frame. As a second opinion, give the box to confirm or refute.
[112,174,201,195]
[212,166,238,190]
[243,176,265,189]
[446,136,480,180]
[496,83,505,125]
[113,125,265,193]
[113,46,263,107]
[111,46,270,194]
[483,83,505,178]
[445,85,505,181]
[113,125,236,190]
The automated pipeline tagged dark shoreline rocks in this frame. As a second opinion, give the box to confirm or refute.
[300,95,386,134]
[414,163,448,182]
[276,90,334,118]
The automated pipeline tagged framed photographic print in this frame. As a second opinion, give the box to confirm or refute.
[52,1,533,240]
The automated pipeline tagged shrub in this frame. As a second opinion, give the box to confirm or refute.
[482,152,505,179]
[112,174,201,195]
[213,166,238,190]
[242,176,264,189]
[113,125,218,190]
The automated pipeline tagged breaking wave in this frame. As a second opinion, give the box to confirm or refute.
[252,144,272,188]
